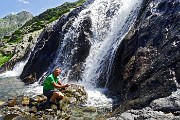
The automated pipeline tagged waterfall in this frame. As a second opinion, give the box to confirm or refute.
[43,0,142,107]
[0,0,143,108]
[0,60,28,78]
[80,0,142,107]
[81,0,142,87]
[47,0,142,84]
[0,0,143,107]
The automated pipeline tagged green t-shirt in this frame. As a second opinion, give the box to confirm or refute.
[43,74,58,90]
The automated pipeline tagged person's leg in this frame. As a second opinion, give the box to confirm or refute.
[43,90,54,108]
[43,90,54,99]
[50,91,64,102]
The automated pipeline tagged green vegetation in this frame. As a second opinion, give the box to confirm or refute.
[8,30,23,43]
[22,0,86,33]
[0,0,86,66]
[0,26,18,38]
[8,35,23,43]
[0,54,13,67]
[7,0,86,43]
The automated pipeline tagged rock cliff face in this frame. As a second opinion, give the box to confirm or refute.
[0,29,43,74]
[109,0,180,113]
[0,11,33,38]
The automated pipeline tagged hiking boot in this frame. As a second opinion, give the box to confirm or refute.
[49,101,56,105]
[45,101,56,109]
[45,102,51,109]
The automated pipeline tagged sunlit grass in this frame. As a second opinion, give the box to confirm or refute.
[0,54,12,67]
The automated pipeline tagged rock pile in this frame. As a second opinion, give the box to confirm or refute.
[0,84,112,119]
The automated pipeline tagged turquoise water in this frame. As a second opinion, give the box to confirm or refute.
[0,77,25,101]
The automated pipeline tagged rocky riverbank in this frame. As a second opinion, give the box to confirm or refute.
[0,84,111,120]
[109,89,180,120]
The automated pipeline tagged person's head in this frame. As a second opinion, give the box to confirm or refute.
[53,68,62,77]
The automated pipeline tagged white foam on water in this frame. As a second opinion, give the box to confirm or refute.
[0,60,28,78]
[23,82,43,97]
[86,88,112,108]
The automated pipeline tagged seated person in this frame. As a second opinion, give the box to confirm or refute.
[43,68,69,104]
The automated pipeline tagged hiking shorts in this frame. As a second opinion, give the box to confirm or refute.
[43,90,54,98]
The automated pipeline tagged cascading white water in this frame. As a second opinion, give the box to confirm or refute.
[81,0,142,86]
[0,60,28,78]
[49,0,142,108]
[79,0,142,107]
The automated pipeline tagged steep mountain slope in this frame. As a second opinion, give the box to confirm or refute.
[0,0,87,69]
[0,11,33,38]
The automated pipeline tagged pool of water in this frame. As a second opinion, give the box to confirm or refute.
[0,77,25,101]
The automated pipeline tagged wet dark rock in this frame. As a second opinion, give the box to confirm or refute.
[19,27,60,81]
[117,107,180,120]
[20,5,91,82]
[150,91,180,113]
[108,0,180,114]
[22,73,37,84]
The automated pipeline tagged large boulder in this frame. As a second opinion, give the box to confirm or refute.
[150,90,180,113]
[117,107,180,120]
[110,90,180,120]
[0,84,89,119]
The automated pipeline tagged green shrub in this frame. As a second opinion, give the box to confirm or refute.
[4,0,87,44]
[13,30,22,35]
[0,54,13,67]
[22,0,87,32]
[8,35,23,43]
[28,36,33,42]
[3,35,11,39]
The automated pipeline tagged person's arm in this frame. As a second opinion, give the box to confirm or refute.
[52,81,70,88]
[58,80,70,88]
[52,82,63,88]
[58,80,62,86]
[48,77,62,88]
